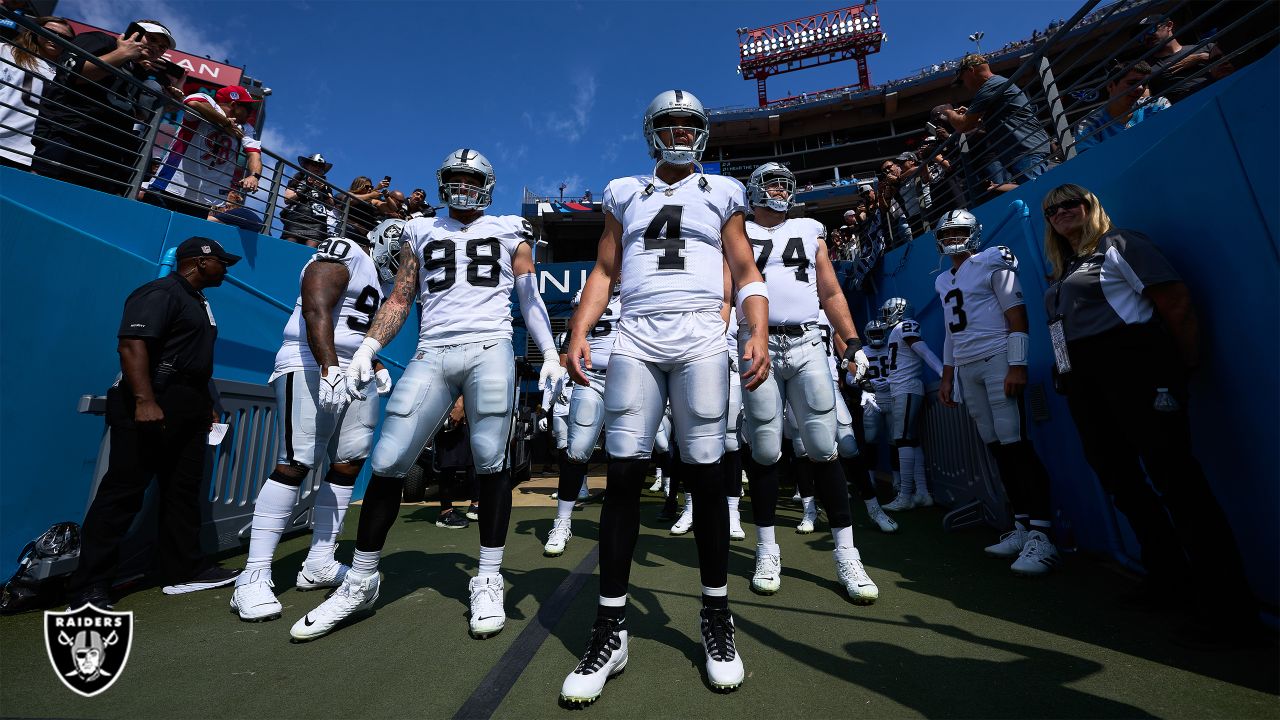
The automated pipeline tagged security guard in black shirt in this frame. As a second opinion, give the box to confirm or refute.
[67,237,242,608]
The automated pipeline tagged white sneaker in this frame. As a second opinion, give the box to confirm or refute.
[796,506,817,534]
[550,491,559,500]
[882,494,916,512]
[985,526,1028,559]
[751,543,781,595]
[468,574,506,638]
[296,559,349,591]
[670,505,694,535]
[290,571,379,641]
[1010,530,1061,576]
[790,489,802,503]
[835,547,879,604]
[648,477,663,493]
[912,493,934,508]
[728,510,745,541]
[700,608,745,691]
[868,506,899,534]
[544,518,573,557]
[230,569,281,622]
[560,619,628,706]
[577,486,592,502]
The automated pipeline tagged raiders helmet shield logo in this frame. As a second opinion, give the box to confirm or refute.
[44,604,134,697]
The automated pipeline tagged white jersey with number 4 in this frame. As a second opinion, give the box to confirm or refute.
[271,237,384,381]
[405,214,532,348]
[746,217,825,325]
[605,172,747,362]
[934,245,1023,366]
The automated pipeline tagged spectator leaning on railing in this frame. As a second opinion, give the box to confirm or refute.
[944,54,1052,192]
[30,19,175,196]
[0,15,73,169]
[280,152,336,246]
[143,85,263,217]
[1136,15,1233,103]
[1074,61,1170,154]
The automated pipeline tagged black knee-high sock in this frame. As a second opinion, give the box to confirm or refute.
[989,442,1028,521]
[557,450,588,502]
[747,460,780,526]
[599,458,648,600]
[1007,440,1052,522]
[663,452,684,514]
[795,458,816,499]
[356,474,404,552]
[813,460,854,530]
[843,456,877,501]
[654,450,671,480]
[477,470,511,547]
[890,445,900,471]
[862,441,880,477]
[468,467,480,504]
[686,460,729,595]
[722,449,743,498]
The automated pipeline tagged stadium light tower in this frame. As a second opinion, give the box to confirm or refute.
[736,2,886,108]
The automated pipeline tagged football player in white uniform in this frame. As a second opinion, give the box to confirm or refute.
[857,320,901,493]
[544,288,621,556]
[291,149,565,642]
[736,163,874,602]
[231,223,396,622]
[933,210,1057,575]
[559,90,770,705]
[880,298,944,511]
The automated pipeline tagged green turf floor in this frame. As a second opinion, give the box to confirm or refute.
[2,492,1277,719]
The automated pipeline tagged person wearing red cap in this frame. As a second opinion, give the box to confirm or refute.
[144,84,263,216]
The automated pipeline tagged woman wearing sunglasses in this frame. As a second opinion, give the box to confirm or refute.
[0,16,74,169]
[1041,183,1259,647]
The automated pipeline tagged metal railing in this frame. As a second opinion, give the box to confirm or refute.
[0,9,423,245]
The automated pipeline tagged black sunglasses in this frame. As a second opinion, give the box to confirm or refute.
[1044,197,1086,219]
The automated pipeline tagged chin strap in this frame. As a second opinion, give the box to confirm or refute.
[644,161,709,196]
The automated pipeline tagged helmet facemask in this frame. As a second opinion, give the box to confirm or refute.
[748,163,796,213]
[647,112,708,166]
[934,209,982,256]
[439,170,491,211]
[864,321,888,348]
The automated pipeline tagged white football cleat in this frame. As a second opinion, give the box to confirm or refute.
[296,559,349,591]
[728,510,745,541]
[985,526,1028,559]
[560,619,628,706]
[700,608,745,691]
[544,518,573,557]
[796,505,817,534]
[912,493,934,508]
[882,494,916,512]
[751,543,781,595]
[648,477,663,493]
[1010,530,1061,577]
[468,574,506,639]
[290,571,379,642]
[670,504,694,535]
[868,506,899,533]
[835,546,879,605]
[230,569,281,622]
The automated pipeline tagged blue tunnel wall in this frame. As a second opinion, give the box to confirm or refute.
[1,50,1275,611]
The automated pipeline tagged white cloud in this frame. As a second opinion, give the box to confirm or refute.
[541,75,596,143]
[493,141,528,167]
[59,0,235,63]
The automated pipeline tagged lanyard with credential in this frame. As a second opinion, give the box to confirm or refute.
[1047,255,1088,374]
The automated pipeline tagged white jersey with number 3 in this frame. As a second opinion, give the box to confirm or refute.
[271,237,385,381]
[746,217,824,325]
[605,172,747,362]
[935,246,1023,365]
[406,214,532,348]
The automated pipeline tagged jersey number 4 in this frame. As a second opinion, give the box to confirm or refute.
[422,238,501,292]
[943,288,968,332]
[751,237,810,281]
[644,205,686,270]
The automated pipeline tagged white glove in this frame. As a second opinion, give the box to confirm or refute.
[375,367,393,396]
[345,338,381,400]
[860,391,880,412]
[537,417,548,433]
[539,357,567,392]
[842,348,870,383]
[318,366,349,413]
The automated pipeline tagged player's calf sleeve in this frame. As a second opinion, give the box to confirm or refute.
[1008,440,1052,522]
[355,474,404,552]
[599,458,648,599]
[722,449,743,498]
[748,460,781,526]
[814,460,854,530]
[557,451,588,503]
[843,456,877,501]
[795,458,817,499]
[477,470,512,548]
[307,468,355,567]
[686,460,729,591]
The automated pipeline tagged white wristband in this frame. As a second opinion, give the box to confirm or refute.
[1007,332,1030,366]
[735,281,769,315]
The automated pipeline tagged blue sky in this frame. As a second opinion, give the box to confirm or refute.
[66,0,1082,214]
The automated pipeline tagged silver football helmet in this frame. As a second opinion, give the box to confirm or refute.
[880,297,913,328]
[436,148,495,211]
[864,320,888,349]
[642,90,709,166]
[368,218,407,285]
[747,162,796,213]
[934,209,982,256]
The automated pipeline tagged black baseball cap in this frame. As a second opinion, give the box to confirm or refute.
[175,236,241,265]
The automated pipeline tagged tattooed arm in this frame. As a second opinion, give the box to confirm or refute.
[366,242,419,346]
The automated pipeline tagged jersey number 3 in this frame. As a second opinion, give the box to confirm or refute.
[644,205,685,270]
[943,288,968,332]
